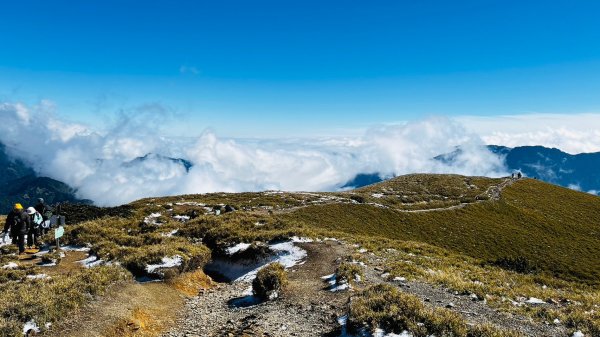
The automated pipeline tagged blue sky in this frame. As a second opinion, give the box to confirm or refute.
[1,0,600,137]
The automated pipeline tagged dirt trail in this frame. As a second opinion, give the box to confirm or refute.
[163,241,352,337]
[162,237,569,337]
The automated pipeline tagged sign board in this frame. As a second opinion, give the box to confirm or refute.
[54,226,65,239]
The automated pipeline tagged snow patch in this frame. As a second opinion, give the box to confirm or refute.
[146,255,182,273]
[572,331,584,337]
[23,320,40,335]
[2,262,18,269]
[78,255,105,268]
[291,236,314,243]
[372,193,384,198]
[143,212,162,224]
[525,297,546,305]
[62,245,91,252]
[374,329,413,337]
[26,274,49,280]
[173,215,190,222]
[161,229,179,237]
[226,243,251,255]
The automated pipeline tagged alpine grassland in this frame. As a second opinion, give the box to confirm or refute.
[1,174,599,335]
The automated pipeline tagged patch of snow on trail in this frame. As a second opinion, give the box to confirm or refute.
[226,243,251,255]
[572,331,584,337]
[215,240,308,282]
[372,193,384,198]
[270,241,307,268]
[374,329,413,337]
[62,245,91,252]
[146,255,182,273]
[291,236,314,243]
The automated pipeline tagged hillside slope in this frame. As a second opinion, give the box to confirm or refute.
[286,174,600,283]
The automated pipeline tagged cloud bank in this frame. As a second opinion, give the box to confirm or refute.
[0,102,509,206]
[458,113,600,154]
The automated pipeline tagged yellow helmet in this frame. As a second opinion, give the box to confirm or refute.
[14,203,23,210]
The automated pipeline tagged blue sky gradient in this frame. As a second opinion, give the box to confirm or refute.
[2,0,600,136]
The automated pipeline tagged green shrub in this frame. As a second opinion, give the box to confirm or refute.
[252,262,287,299]
[336,262,363,284]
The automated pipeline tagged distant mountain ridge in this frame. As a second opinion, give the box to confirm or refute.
[0,143,91,213]
[345,145,600,194]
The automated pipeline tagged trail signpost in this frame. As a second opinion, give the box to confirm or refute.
[55,226,64,248]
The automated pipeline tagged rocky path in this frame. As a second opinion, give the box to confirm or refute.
[163,241,351,337]
[359,252,569,337]
[163,237,569,337]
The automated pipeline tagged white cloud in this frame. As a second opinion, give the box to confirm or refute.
[0,102,508,206]
[458,113,600,154]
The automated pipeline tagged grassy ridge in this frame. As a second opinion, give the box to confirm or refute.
[285,178,600,283]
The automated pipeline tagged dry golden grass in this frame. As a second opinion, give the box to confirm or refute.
[168,269,214,296]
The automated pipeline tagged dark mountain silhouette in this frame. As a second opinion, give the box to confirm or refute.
[124,153,194,172]
[0,143,91,213]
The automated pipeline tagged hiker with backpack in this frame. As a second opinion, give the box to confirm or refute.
[2,203,31,254]
[26,207,43,249]
[35,198,53,235]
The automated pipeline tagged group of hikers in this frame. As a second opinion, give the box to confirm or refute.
[2,198,54,255]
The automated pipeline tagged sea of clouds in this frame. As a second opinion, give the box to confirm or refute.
[0,101,537,206]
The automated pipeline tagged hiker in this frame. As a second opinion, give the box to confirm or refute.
[517,172,522,179]
[35,198,53,221]
[35,198,53,234]
[26,207,43,249]
[2,203,31,254]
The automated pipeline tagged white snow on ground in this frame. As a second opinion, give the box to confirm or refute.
[78,255,104,268]
[330,282,350,292]
[26,274,49,280]
[39,261,57,267]
[161,229,179,237]
[62,245,91,252]
[393,276,407,282]
[525,297,546,304]
[322,273,351,292]
[372,193,384,198]
[174,202,205,206]
[210,240,308,282]
[572,331,584,337]
[270,241,307,268]
[2,262,18,269]
[143,212,162,224]
[291,236,314,243]
[0,234,12,247]
[146,255,182,273]
[374,329,413,337]
[173,215,190,222]
[358,248,368,253]
[23,320,40,335]
[226,243,251,255]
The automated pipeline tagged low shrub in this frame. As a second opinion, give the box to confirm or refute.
[349,284,522,337]
[492,256,537,274]
[336,262,363,284]
[252,262,287,299]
